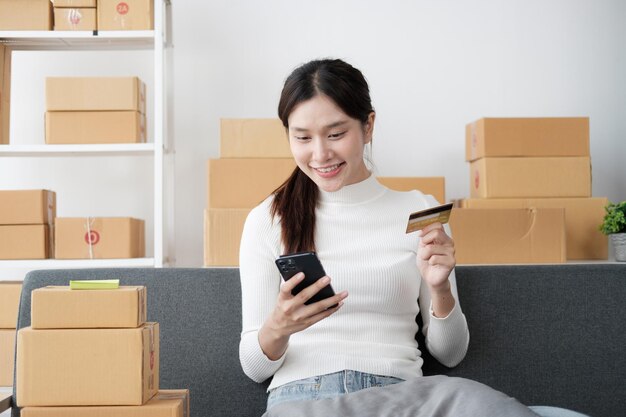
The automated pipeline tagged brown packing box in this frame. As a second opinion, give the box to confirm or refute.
[377,177,446,205]
[465,117,590,162]
[55,217,145,259]
[460,197,608,260]
[0,225,51,260]
[97,0,154,30]
[204,208,250,266]
[470,157,591,198]
[17,323,159,406]
[21,389,189,417]
[0,0,53,30]
[54,0,97,6]
[220,118,291,158]
[449,208,566,264]
[0,190,56,225]
[0,44,11,145]
[32,286,147,329]
[0,281,22,328]
[207,158,296,208]
[46,77,146,113]
[45,111,146,144]
[0,329,16,386]
[54,8,97,31]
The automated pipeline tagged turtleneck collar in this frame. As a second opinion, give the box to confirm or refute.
[318,173,387,205]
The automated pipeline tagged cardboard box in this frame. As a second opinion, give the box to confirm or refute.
[54,0,97,6]
[470,157,591,198]
[0,281,22,328]
[220,118,291,158]
[207,158,296,208]
[0,44,12,145]
[203,208,250,266]
[97,0,154,30]
[449,208,566,264]
[46,77,146,113]
[32,286,147,329]
[54,7,97,31]
[0,190,56,225]
[55,217,145,259]
[21,389,189,417]
[0,0,53,30]
[0,225,51,260]
[460,197,608,260]
[465,117,590,162]
[377,177,446,204]
[0,329,16,386]
[45,111,146,144]
[17,323,159,406]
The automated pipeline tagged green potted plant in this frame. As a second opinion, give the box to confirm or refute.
[599,201,626,261]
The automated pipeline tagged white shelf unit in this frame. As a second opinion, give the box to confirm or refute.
[0,1,171,274]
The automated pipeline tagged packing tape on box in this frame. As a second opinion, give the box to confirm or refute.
[84,217,95,259]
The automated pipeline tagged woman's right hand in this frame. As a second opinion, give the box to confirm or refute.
[259,273,348,360]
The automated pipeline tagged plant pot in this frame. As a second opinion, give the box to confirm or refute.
[611,233,626,262]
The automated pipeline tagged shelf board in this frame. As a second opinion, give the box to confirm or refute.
[0,31,155,50]
[0,143,155,156]
[0,258,157,269]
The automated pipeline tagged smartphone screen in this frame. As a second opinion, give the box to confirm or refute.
[275,252,336,305]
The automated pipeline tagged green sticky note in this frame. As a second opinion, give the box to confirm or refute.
[69,279,120,290]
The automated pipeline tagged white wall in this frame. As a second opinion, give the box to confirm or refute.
[3,0,625,269]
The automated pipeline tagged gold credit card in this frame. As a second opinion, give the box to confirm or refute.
[405,203,453,233]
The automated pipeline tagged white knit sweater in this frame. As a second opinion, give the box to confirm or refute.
[239,175,469,391]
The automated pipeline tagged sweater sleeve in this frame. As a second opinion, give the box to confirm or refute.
[418,195,470,368]
[238,199,286,383]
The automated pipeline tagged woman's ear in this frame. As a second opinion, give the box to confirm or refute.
[364,112,376,144]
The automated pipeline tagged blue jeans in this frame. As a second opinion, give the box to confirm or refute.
[267,370,403,410]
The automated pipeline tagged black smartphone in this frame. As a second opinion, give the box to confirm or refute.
[275,252,336,306]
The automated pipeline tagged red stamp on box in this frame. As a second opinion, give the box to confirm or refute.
[474,170,480,189]
[150,351,155,370]
[85,230,100,245]
[117,2,129,15]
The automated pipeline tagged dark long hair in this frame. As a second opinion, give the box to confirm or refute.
[271,59,374,254]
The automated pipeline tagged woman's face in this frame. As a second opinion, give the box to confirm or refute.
[287,94,375,193]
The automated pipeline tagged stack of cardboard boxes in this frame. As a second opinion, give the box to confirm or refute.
[450,117,607,264]
[204,119,295,266]
[0,190,56,260]
[16,285,189,416]
[0,281,22,388]
[45,76,146,144]
[54,0,97,31]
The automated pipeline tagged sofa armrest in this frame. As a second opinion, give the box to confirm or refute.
[0,392,11,413]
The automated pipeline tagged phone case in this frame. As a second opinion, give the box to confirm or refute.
[275,252,336,305]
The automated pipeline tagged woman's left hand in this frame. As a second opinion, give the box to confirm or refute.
[416,222,456,291]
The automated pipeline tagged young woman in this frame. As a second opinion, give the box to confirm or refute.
[239,59,585,417]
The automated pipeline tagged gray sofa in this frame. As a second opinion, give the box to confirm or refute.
[6,264,626,417]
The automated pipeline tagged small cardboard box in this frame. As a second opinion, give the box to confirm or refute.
[45,111,146,144]
[460,197,608,260]
[377,177,446,205]
[0,329,16,386]
[54,0,97,6]
[207,158,296,208]
[55,217,145,259]
[465,117,590,162]
[21,389,189,417]
[0,0,53,30]
[32,286,147,329]
[97,0,154,30]
[54,7,97,31]
[46,77,146,113]
[0,281,22,328]
[0,225,51,260]
[470,157,591,198]
[17,323,159,406]
[204,208,250,266]
[0,44,12,145]
[0,190,56,225]
[449,208,567,264]
[220,118,291,158]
